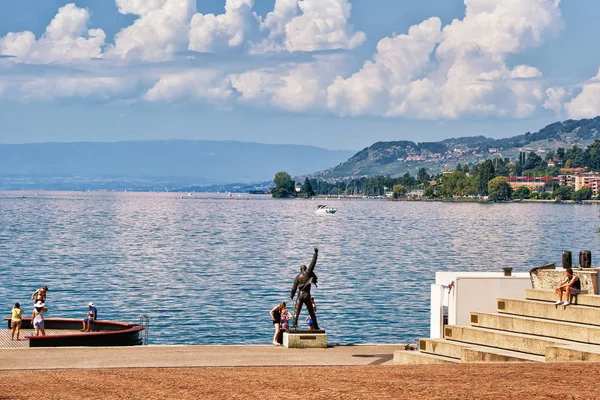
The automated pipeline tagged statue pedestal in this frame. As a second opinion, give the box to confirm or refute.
[283,330,327,348]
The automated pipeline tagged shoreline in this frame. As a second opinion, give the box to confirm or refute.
[315,195,600,204]
[2,190,599,204]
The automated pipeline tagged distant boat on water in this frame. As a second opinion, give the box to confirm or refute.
[315,205,337,215]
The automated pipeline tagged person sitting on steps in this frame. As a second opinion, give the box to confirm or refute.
[555,267,580,306]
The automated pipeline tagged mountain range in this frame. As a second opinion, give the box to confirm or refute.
[0,140,355,190]
[312,117,600,181]
[2,117,599,191]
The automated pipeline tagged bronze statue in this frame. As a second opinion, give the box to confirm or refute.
[290,247,319,330]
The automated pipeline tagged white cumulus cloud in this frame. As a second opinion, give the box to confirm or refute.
[144,69,233,102]
[0,3,105,64]
[0,0,575,123]
[564,68,600,119]
[326,17,442,116]
[543,86,570,116]
[254,0,365,53]
[325,0,561,119]
[188,0,255,52]
[106,0,195,62]
[18,76,133,101]
[142,55,345,112]
[115,0,168,16]
[229,59,335,111]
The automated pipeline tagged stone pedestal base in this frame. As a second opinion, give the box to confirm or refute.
[283,330,327,348]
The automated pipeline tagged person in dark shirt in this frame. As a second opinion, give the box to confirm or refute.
[269,302,286,346]
[555,268,580,306]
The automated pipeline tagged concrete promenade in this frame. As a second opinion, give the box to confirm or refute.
[0,344,405,370]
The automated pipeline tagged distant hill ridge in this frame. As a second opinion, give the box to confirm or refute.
[0,140,355,187]
[314,117,600,180]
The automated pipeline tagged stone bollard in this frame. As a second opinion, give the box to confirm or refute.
[562,251,572,268]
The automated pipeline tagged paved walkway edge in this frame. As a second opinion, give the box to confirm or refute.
[0,344,407,370]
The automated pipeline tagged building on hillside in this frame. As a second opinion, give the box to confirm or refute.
[559,174,576,187]
[559,167,588,174]
[574,173,600,195]
[506,176,558,191]
[408,189,424,198]
[557,172,600,195]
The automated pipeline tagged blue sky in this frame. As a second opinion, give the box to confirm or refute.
[1,0,599,150]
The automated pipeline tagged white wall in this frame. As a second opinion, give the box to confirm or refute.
[430,272,531,338]
[451,277,531,326]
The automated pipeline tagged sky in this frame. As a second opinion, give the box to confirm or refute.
[0,0,599,150]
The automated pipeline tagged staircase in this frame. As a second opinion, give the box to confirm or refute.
[395,289,600,364]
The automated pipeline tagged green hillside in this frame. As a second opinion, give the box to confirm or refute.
[312,117,600,180]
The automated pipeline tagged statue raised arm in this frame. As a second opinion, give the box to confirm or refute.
[290,248,319,330]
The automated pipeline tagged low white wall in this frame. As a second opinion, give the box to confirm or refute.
[430,272,531,339]
[451,277,531,326]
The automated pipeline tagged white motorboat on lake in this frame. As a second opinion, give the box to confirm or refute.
[315,205,337,215]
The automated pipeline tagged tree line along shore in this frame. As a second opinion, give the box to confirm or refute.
[271,140,600,203]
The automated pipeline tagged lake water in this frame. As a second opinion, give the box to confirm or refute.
[1,192,599,345]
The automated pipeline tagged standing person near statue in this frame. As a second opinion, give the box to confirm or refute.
[279,303,292,332]
[290,247,319,330]
[270,302,286,346]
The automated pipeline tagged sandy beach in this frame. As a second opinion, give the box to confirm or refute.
[1,363,599,400]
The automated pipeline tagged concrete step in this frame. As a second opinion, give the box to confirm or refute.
[497,298,600,326]
[393,350,458,365]
[461,347,543,363]
[546,344,600,362]
[470,312,600,345]
[444,325,566,356]
[419,338,542,362]
[418,338,462,359]
[525,289,600,307]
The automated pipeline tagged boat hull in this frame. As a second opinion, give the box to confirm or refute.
[5,318,144,347]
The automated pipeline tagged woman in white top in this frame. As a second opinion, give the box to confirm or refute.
[31,301,47,336]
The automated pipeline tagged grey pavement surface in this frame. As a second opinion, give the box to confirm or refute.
[0,344,406,370]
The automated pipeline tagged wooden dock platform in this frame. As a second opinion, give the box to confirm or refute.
[1,328,84,349]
